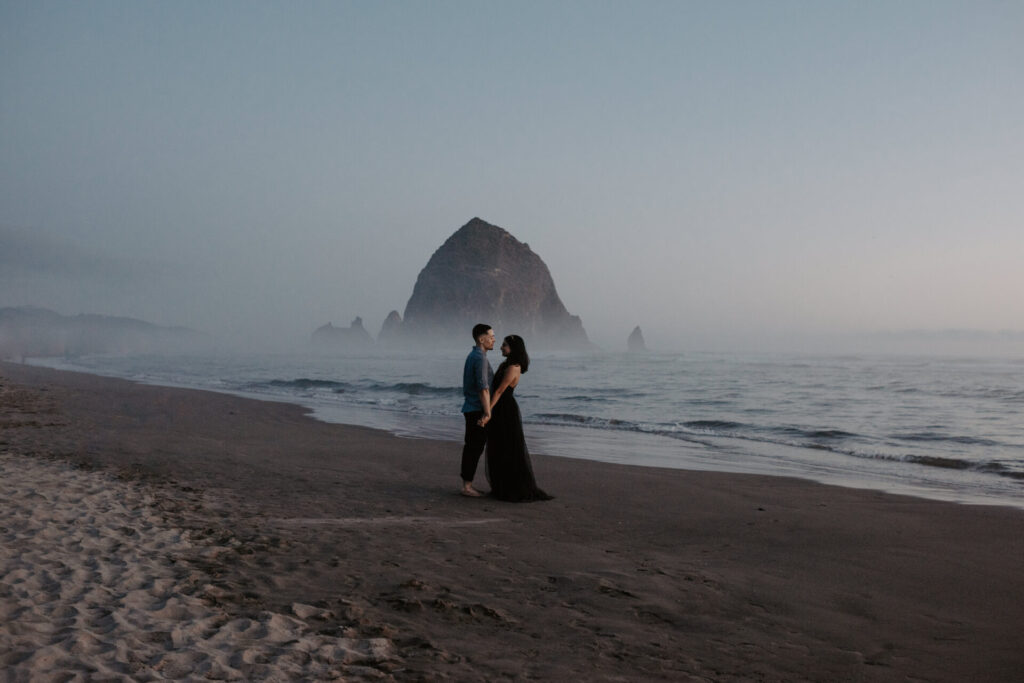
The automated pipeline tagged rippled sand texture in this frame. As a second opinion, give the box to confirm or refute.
[0,454,392,682]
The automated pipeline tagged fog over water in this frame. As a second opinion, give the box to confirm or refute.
[2,2,1022,355]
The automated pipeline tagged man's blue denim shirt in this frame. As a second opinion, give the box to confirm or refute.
[462,346,494,413]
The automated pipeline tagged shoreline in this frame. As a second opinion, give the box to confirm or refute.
[3,360,1024,681]
[21,355,1024,511]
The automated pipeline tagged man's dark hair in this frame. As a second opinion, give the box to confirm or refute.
[503,335,530,373]
[472,323,492,341]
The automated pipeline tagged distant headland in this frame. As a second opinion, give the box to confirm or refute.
[0,306,208,360]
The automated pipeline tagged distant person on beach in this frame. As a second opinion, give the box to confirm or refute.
[460,323,495,497]
[483,335,552,502]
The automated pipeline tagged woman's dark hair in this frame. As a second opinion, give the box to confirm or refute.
[503,335,529,373]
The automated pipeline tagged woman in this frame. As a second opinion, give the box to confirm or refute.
[483,335,553,502]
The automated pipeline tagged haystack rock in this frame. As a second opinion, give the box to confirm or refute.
[400,218,590,349]
[627,325,648,353]
[311,317,373,349]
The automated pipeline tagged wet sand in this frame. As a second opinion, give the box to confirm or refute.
[2,360,1023,681]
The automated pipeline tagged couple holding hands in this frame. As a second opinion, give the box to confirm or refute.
[459,323,552,502]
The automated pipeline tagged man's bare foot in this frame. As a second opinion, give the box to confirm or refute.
[460,484,483,497]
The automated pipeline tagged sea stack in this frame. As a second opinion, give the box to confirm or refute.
[400,218,590,349]
[377,310,403,346]
[627,326,648,352]
[311,317,373,349]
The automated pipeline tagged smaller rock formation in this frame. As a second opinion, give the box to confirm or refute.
[311,317,373,350]
[627,326,648,353]
[377,310,403,346]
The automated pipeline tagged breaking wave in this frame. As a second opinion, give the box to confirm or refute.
[532,412,1024,481]
[255,378,460,398]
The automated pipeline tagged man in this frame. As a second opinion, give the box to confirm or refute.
[460,323,495,497]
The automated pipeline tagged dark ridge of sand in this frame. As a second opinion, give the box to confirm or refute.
[2,360,1023,681]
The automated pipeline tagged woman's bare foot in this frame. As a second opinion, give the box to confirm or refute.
[460,483,483,497]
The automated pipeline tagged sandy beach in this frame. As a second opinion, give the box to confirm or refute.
[2,361,1023,682]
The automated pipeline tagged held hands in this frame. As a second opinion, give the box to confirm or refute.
[477,414,491,427]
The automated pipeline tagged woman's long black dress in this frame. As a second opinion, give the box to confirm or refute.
[485,363,553,502]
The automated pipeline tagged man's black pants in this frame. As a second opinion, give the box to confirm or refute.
[461,411,487,482]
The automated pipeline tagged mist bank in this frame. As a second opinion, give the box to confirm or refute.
[295,322,1024,359]
[4,304,1023,361]
[756,329,1024,359]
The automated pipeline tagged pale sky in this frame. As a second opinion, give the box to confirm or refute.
[2,1,1022,353]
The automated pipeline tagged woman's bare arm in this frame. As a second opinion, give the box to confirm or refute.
[487,365,520,412]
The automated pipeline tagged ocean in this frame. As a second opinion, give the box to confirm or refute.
[30,350,1024,509]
